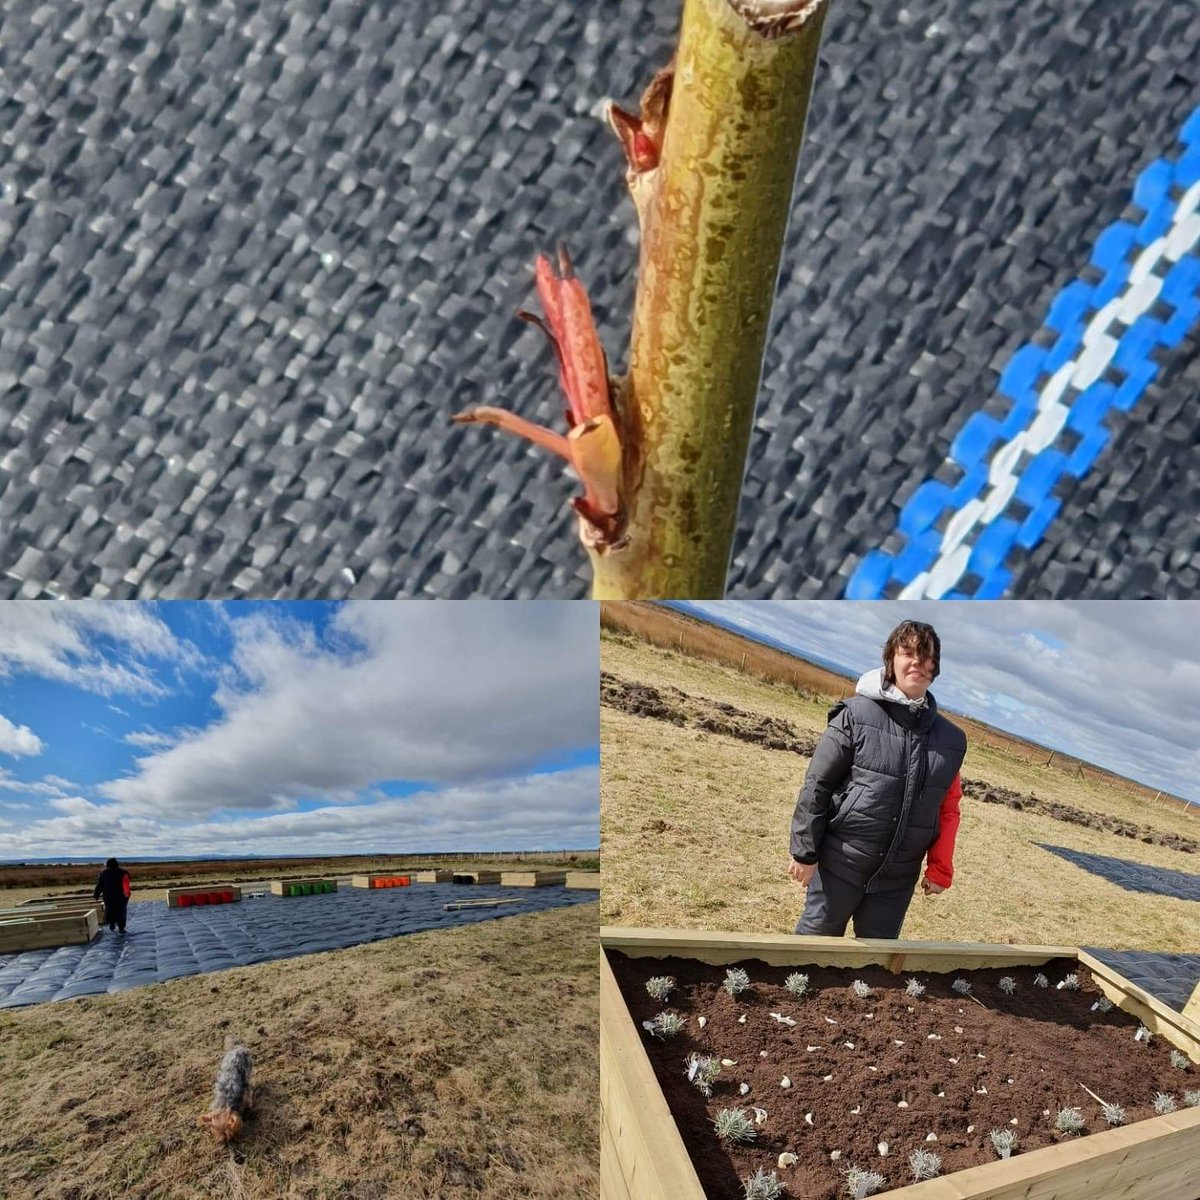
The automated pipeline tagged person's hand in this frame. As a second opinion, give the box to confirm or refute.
[921,877,947,895]
[788,859,817,888]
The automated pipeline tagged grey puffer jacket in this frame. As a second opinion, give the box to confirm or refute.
[790,673,967,893]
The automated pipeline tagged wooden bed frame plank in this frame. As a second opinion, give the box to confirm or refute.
[601,927,1079,971]
[600,928,1200,1200]
[601,949,706,1199]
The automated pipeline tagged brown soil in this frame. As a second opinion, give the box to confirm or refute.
[601,673,818,756]
[961,779,1197,854]
[609,952,1198,1200]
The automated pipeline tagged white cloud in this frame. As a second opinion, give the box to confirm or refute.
[0,603,192,697]
[0,765,599,858]
[682,601,1200,804]
[123,729,178,750]
[100,602,599,818]
[0,713,44,757]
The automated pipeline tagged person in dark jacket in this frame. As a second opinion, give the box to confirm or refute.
[788,620,967,939]
[94,857,132,933]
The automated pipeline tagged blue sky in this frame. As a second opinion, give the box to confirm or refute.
[673,601,1200,805]
[0,602,599,858]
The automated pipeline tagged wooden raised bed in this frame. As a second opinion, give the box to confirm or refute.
[601,928,1200,1200]
[167,884,242,908]
[500,869,567,887]
[0,908,100,952]
[452,870,502,885]
[566,870,601,889]
[5,900,104,922]
[351,874,411,889]
[414,869,455,883]
[270,878,339,896]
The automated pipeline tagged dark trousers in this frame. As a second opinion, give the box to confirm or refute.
[105,900,128,932]
[794,867,914,939]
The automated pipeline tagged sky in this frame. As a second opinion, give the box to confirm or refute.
[674,601,1200,806]
[0,602,599,859]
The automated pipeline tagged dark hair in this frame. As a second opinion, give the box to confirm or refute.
[105,857,119,870]
[882,621,941,683]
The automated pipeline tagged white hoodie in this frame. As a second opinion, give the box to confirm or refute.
[855,667,928,711]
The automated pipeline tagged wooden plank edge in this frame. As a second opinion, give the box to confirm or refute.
[1078,949,1200,1062]
[876,1105,1200,1198]
[600,949,705,1199]
[601,928,1078,972]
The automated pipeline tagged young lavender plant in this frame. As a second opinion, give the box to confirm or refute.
[850,979,872,999]
[1101,1102,1126,1126]
[1058,973,1080,991]
[647,1011,687,1039]
[1094,996,1114,1013]
[785,971,810,998]
[724,968,751,996]
[842,1165,887,1199]
[1034,973,1049,988]
[685,1053,722,1097]
[909,1148,942,1181]
[905,977,926,998]
[1169,1050,1190,1070]
[743,1168,784,1200]
[1153,1092,1177,1115]
[951,978,972,996]
[713,1107,757,1144]
[646,975,675,1002]
[998,976,1016,995]
[989,1128,1017,1159]
[1183,1091,1200,1107]
[1135,1025,1153,1043]
[1055,1107,1085,1134]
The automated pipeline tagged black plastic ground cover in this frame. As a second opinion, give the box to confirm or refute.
[0,883,597,1008]
[0,0,1196,598]
[1039,843,1200,903]
[1084,946,1200,1014]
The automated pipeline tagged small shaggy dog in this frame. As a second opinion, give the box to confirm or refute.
[197,1036,254,1142]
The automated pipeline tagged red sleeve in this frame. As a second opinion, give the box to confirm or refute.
[123,873,131,899]
[924,773,962,888]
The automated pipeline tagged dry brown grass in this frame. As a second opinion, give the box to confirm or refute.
[0,903,598,1200]
[601,633,1198,951]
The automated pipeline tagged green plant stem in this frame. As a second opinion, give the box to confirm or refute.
[589,0,829,598]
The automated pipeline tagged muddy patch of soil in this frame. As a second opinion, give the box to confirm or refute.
[610,952,1197,1200]
[601,673,818,756]
[962,779,1197,854]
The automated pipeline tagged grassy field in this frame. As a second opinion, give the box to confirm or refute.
[0,902,598,1200]
[601,602,1194,813]
[0,854,599,909]
[601,630,1198,952]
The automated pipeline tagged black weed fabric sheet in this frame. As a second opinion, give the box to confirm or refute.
[0,883,597,1007]
[0,0,1197,598]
